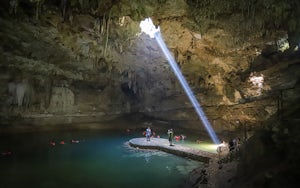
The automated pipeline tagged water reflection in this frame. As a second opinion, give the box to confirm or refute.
[0,130,203,188]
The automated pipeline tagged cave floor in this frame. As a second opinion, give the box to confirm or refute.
[129,137,217,163]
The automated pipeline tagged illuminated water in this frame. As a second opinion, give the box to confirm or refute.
[140,18,220,144]
[0,130,203,188]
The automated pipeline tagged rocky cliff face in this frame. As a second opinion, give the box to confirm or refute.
[0,0,299,134]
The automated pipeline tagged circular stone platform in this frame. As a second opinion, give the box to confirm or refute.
[129,138,217,163]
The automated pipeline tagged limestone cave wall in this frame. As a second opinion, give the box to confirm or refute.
[0,0,299,134]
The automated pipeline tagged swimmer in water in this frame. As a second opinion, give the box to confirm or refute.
[71,139,79,143]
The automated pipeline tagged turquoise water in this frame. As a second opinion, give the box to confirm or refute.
[0,130,203,188]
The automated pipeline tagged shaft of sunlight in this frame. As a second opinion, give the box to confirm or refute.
[140,18,220,144]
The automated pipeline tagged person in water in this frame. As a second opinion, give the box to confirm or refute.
[71,139,79,143]
[167,129,174,146]
[146,127,151,141]
[50,141,56,146]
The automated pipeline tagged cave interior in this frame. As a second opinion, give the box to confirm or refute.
[0,0,300,187]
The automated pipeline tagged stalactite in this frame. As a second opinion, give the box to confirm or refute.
[92,54,99,69]
[16,82,26,107]
[101,14,106,35]
[8,82,17,105]
[132,72,137,94]
[251,5,256,30]
[127,70,132,89]
[60,0,68,22]
[30,0,44,20]
[15,80,32,107]
[104,11,111,57]
[133,82,137,94]
[44,78,52,108]
[94,18,101,34]
[9,0,18,15]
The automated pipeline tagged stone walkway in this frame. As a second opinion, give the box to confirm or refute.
[129,137,217,163]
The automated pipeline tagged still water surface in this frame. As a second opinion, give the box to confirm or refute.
[0,130,206,188]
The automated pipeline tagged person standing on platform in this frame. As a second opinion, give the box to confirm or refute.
[146,127,151,141]
[167,129,174,146]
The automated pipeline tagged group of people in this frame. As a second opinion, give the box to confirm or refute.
[50,139,80,146]
[144,127,186,146]
[143,127,243,153]
[1,151,12,157]
[216,137,242,157]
